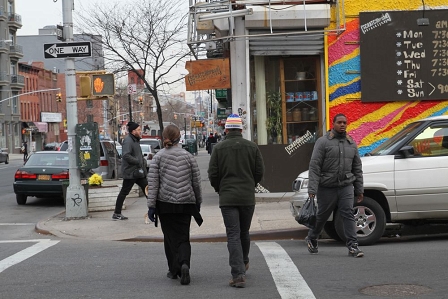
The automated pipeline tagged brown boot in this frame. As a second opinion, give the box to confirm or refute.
[229,275,246,288]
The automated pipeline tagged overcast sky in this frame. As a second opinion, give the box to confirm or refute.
[16,0,109,36]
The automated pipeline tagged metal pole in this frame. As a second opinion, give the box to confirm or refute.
[128,94,133,122]
[63,0,87,218]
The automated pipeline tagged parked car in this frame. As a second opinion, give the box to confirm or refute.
[0,148,9,164]
[290,116,448,246]
[115,145,122,157]
[58,140,68,151]
[44,142,60,151]
[140,144,155,171]
[92,140,122,180]
[13,151,70,204]
[140,138,162,153]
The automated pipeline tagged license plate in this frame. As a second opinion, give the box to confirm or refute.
[38,175,51,181]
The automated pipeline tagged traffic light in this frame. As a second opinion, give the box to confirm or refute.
[56,93,62,102]
[138,96,143,105]
[80,76,91,97]
[92,74,115,96]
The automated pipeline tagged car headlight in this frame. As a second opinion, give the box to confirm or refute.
[301,179,309,189]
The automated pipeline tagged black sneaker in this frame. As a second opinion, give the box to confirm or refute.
[305,236,318,254]
[167,272,178,279]
[180,264,190,285]
[348,244,364,257]
[112,213,128,220]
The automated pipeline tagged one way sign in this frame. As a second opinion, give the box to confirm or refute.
[44,42,92,59]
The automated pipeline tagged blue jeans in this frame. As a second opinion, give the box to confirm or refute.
[220,205,255,278]
[308,185,358,248]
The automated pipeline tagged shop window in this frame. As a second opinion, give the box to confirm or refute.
[251,56,321,145]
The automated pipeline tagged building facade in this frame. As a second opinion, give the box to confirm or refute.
[0,0,24,153]
[188,0,448,191]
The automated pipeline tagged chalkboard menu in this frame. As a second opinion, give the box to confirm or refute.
[360,10,448,102]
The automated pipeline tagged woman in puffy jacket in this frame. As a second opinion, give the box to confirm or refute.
[146,124,202,285]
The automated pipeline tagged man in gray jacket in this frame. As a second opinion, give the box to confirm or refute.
[305,114,364,257]
[113,121,147,220]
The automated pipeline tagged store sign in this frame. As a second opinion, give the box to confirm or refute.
[217,108,228,120]
[184,58,230,91]
[215,89,227,98]
[41,112,62,123]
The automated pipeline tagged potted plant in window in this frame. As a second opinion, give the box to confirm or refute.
[266,91,283,144]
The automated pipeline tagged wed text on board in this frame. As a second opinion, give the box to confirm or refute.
[360,10,448,102]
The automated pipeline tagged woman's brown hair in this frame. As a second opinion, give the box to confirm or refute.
[162,124,181,148]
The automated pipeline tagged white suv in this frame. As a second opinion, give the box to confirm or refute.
[290,116,448,245]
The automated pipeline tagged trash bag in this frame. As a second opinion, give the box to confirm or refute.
[297,197,317,229]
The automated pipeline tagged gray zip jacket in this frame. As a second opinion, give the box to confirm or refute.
[146,146,202,208]
[308,129,363,195]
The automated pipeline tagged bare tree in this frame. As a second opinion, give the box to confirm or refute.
[75,0,190,133]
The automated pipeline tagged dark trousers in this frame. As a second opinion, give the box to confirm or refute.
[159,213,192,275]
[114,178,147,214]
[220,205,255,278]
[307,185,357,248]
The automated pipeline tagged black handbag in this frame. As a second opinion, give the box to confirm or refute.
[297,197,317,229]
[133,168,145,179]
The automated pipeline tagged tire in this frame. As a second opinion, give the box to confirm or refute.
[5,156,8,164]
[16,194,27,205]
[334,196,386,246]
[323,221,342,242]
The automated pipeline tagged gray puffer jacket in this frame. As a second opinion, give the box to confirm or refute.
[308,129,363,195]
[146,146,202,208]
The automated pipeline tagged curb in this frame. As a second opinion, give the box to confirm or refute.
[121,228,309,243]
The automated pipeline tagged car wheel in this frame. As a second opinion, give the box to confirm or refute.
[334,196,386,246]
[323,221,342,242]
[16,194,27,205]
[5,156,8,164]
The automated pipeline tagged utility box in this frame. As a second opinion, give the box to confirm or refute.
[75,122,100,170]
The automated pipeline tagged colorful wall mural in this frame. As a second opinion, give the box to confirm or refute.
[327,1,448,155]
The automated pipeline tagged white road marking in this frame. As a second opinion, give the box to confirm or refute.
[0,239,60,273]
[0,223,35,226]
[256,242,316,299]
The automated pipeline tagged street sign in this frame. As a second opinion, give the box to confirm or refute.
[44,42,92,59]
[128,84,137,94]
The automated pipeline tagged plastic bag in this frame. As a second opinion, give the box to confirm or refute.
[297,197,316,229]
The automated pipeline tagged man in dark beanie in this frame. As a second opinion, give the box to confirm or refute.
[112,121,148,220]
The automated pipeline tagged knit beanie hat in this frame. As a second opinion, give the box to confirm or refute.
[225,114,243,130]
[127,121,139,132]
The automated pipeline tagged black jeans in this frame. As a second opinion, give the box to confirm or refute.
[114,177,147,214]
[307,185,357,248]
[159,213,192,275]
[220,205,255,278]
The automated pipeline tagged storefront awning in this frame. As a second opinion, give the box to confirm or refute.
[26,122,48,133]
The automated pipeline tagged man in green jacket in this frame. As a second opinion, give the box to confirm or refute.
[208,114,264,288]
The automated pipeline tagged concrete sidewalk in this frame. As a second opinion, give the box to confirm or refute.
[34,148,309,242]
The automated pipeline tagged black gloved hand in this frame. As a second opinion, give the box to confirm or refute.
[196,203,201,212]
[147,207,156,222]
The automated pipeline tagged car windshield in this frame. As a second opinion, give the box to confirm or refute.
[140,139,160,149]
[25,153,69,167]
[140,144,152,152]
[368,122,423,155]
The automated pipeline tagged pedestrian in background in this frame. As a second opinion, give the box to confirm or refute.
[208,114,264,288]
[112,121,148,220]
[147,124,202,285]
[21,140,28,162]
[206,132,217,155]
[305,113,364,257]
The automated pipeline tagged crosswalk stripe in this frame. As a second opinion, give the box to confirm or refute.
[256,242,316,299]
[0,239,60,273]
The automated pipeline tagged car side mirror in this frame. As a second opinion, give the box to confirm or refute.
[398,145,415,158]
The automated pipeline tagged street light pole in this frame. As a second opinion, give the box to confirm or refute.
[63,0,87,218]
